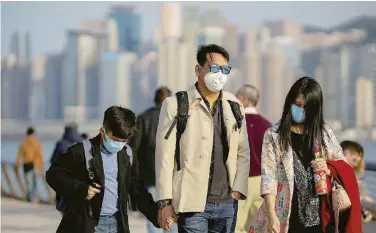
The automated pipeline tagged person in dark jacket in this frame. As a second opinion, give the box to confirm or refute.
[50,124,82,164]
[46,106,172,233]
[50,123,82,214]
[129,87,174,233]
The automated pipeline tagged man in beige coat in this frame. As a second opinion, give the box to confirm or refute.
[155,44,250,233]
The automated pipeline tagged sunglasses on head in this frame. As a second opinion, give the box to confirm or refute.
[208,64,232,75]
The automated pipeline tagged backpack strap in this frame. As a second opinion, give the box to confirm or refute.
[227,100,244,131]
[82,140,94,218]
[164,91,189,171]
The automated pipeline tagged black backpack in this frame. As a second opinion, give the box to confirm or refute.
[164,91,244,171]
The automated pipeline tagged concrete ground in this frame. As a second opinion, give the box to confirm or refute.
[2,197,376,233]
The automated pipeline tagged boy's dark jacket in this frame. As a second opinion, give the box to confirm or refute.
[46,134,159,233]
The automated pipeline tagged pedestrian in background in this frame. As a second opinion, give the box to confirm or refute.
[129,86,175,233]
[15,127,44,202]
[235,85,271,233]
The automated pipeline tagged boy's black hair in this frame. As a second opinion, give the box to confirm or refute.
[103,106,136,139]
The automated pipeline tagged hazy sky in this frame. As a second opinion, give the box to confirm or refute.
[2,1,376,56]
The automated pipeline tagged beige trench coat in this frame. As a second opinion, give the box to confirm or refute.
[155,85,250,213]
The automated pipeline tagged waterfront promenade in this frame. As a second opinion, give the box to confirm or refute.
[1,198,147,233]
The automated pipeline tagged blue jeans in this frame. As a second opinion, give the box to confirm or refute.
[146,186,178,233]
[178,199,238,233]
[95,212,124,233]
[25,169,37,202]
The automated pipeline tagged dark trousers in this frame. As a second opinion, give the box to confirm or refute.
[177,199,238,233]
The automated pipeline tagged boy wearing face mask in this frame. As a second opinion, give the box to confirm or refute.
[46,106,173,233]
[155,44,250,233]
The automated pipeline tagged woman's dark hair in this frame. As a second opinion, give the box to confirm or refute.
[103,106,136,139]
[277,77,325,152]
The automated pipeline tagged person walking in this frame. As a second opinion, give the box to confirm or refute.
[156,44,250,233]
[129,87,176,233]
[46,106,173,233]
[250,77,361,233]
[15,127,44,202]
[235,85,272,233]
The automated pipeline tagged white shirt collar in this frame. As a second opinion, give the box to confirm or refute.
[244,107,258,114]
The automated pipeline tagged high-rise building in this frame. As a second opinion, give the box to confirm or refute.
[264,20,302,43]
[223,21,239,58]
[261,42,288,122]
[199,5,224,28]
[315,49,339,121]
[356,77,373,128]
[273,36,302,80]
[45,53,63,119]
[99,52,138,116]
[199,27,225,46]
[62,30,103,122]
[182,3,200,46]
[158,3,182,92]
[1,54,30,120]
[29,56,46,120]
[9,31,31,63]
[107,5,141,54]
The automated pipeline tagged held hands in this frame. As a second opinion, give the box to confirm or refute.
[87,183,101,200]
[158,205,178,231]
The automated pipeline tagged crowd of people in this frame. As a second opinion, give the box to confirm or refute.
[13,44,376,233]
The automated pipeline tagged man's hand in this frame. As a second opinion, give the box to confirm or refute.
[87,183,101,200]
[158,205,177,230]
[231,191,242,200]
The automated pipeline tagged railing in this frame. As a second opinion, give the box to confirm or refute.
[2,161,376,204]
[1,162,55,204]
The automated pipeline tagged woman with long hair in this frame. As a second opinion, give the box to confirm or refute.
[249,77,354,233]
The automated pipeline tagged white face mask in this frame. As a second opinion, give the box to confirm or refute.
[200,66,228,92]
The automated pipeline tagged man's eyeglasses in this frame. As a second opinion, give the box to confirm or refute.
[208,65,232,75]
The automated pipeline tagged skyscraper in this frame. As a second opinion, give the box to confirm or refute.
[1,54,30,120]
[158,2,182,92]
[107,5,141,54]
[356,77,373,128]
[45,53,63,119]
[9,31,31,63]
[29,56,46,120]
[99,52,138,116]
[62,30,103,122]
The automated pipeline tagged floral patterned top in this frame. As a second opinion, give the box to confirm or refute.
[249,122,347,233]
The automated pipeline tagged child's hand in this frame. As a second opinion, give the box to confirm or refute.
[164,216,176,231]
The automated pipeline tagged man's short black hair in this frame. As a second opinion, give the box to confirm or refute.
[26,127,34,135]
[103,106,136,139]
[196,44,230,67]
[154,86,172,106]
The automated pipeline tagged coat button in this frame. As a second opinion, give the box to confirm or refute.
[202,136,207,140]
[199,154,205,159]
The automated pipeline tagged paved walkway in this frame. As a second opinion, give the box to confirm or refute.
[1,198,147,233]
[2,198,376,233]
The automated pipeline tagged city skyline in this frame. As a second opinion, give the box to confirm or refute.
[2,1,376,56]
